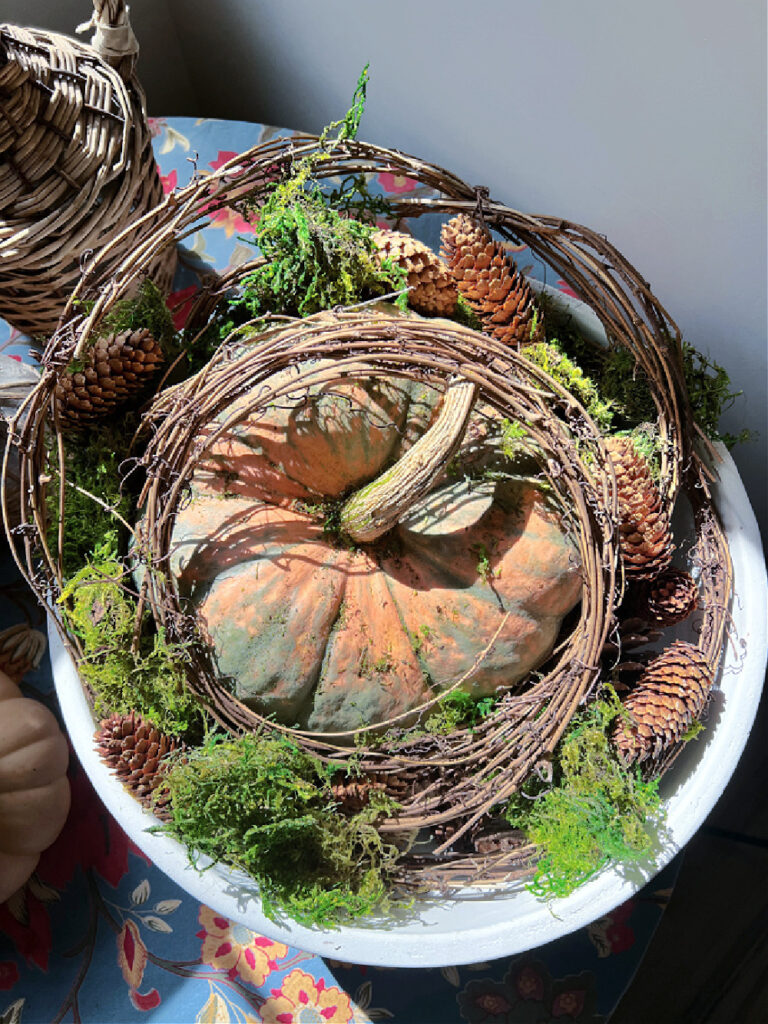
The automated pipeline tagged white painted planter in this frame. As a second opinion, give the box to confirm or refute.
[49,288,768,967]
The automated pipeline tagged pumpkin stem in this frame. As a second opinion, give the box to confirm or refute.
[339,378,476,543]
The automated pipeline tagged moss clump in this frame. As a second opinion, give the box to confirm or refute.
[74,279,177,355]
[162,734,402,925]
[422,689,498,735]
[600,341,748,446]
[225,68,407,329]
[679,342,750,447]
[505,689,665,898]
[522,340,614,430]
[46,423,135,580]
[58,536,202,736]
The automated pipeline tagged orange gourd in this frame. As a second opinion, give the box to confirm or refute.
[0,669,71,902]
[170,362,582,734]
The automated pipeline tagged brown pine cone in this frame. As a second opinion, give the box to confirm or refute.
[439,213,491,264]
[446,232,543,348]
[605,437,674,580]
[612,641,714,765]
[95,712,179,817]
[639,566,698,626]
[331,769,415,812]
[331,775,387,813]
[54,329,164,428]
[370,228,458,317]
[0,624,46,681]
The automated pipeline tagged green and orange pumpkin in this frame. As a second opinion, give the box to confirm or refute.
[169,349,583,735]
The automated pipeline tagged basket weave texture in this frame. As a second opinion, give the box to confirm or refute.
[0,0,174,339]
[7,134,734,890]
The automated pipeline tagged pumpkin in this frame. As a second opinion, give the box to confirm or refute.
[169,358,582,734]
[0,669,71,902]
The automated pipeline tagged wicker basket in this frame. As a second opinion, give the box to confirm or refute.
[0,0,175,339]
[8,133,734,892]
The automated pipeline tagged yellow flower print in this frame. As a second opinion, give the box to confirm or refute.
[197,906,288,987]
[260,968,357,1023]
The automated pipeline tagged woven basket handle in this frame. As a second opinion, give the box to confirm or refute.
[77,0,139,76]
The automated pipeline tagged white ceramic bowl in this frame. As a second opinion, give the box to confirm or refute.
[49,290,768,967]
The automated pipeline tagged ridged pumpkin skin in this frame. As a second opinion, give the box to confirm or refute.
[0,669,71,902]
[170,366,582,734]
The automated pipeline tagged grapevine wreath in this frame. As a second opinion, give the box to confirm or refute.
[4,85,735,925]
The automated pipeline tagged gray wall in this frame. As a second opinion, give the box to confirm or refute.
[8,0,768,539]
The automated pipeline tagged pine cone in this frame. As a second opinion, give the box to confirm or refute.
[439,213,490,264]
[602,615,663,658]
[331,775,386,813]
[612,641,714,765]
[445,229,543,348]
[605,437,674,580]
[639,566,698,626]
[370,229,458,317]
[0,624,46,681]
[54,329,164,428]
[95,712,179,817]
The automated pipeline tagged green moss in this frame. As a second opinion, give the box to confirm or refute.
[46,423,134,580]
[617,422,664,481]
[505,688,665,898]
[421,689,498,735]
[499,418,529,460]
[76,279,176,354]
[58,536,202,735]
[161,733,402,925]
[679,342,750,447]
[600,340,748,446]
[523,340,614,430]
[226,69,407,328]
[454,294,483,331]
[681,719,705,742]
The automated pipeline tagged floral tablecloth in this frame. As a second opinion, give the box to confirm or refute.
[0,117,682,1024]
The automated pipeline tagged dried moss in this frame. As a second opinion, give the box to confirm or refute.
[161,733,403,926]
[505,688,666,897]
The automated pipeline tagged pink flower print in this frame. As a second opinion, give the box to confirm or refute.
[147,117,166,139]
[557,279,580,299]
[129,988,162,1012]
[605,899,636,954]
[209,151,241,172]
[377,170,418,194]
[208,205,255,237]
[197,906,288,987]
[166,285,199,331]
[0,961,19,990]
[515,963,545,1001]
[159,168,178,195]
[117,920,148,991]
[475,990,513,1015]
[261,969,355,1023]
[552,988,586,1018]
